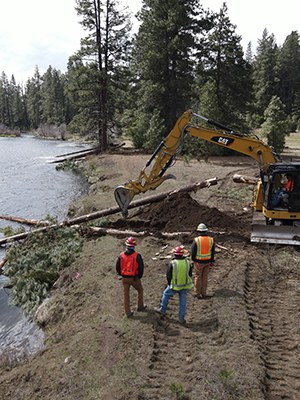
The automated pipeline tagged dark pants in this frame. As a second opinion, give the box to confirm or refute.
[122,277,144,315]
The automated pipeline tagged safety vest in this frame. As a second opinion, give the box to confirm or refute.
[284,179,294,192]
[120,252,138,276]
[170,259,194,291]
[194,236,214,262]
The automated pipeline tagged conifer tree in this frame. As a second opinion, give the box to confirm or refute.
[26,66,42,129]
[198,3,251,131]
[252,29,279,124]
[277,31,300,126]
[130,0,211,151]
[74,0,132,149]
[261,95,288,154]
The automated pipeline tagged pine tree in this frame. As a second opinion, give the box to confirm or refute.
[198,3,252,131]
[261,95,288,154]
[277,31,300,126]
[26,66,42,129]
[74,0,132,149]
[130,0,210,150]
[252,29,279,124]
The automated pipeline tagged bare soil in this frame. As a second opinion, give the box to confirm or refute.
[0,152,300,400]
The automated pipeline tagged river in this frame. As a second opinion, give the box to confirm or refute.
[0,134,89,362]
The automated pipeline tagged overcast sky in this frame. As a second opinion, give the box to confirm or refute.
[0,0,299,84]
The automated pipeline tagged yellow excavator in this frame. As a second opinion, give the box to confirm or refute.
[114,110,300,245]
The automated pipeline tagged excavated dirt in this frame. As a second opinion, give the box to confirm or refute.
[0,153,299,400]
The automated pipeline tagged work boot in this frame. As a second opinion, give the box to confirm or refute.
[126,311,134,318]
[154,307,165,316]
[137,305,147,312]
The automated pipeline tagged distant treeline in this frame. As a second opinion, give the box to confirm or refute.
[0,1,299,154]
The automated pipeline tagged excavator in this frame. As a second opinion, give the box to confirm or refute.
[114,110,300,245]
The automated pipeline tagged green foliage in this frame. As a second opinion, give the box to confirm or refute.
[169,382,185,399]
[0,225,25,237]
[55,160,80,172]
[252,29,279,122]
[261,95,288,154]
[4,227,83,315]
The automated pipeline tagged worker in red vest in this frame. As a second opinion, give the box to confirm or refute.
[116,237,146,317]
[191,223,215,299]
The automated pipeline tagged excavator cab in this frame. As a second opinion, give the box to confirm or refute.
[251,164,300,245]
[264,164,300,215]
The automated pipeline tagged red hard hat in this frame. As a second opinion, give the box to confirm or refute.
[173,246,184,256]
[125,236,137,247]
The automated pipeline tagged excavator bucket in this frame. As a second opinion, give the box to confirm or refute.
[114,186,136,217]
[251,212,300,245]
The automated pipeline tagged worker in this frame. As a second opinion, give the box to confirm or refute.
[154,245,193,324]
[271,174,294,207]
[282,174,294,192]
[191,223,215,299]
[115,236,146,318]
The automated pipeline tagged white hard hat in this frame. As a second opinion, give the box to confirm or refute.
[197,223,208,232]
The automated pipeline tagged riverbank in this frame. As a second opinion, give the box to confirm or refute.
[0,151,299,400]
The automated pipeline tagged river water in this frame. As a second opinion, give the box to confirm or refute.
[0,134,89,361]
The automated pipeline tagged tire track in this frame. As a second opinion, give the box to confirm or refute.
[244,252,300,400]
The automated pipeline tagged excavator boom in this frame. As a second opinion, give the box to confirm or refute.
[115,110,300,245]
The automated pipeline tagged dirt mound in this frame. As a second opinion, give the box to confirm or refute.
[136,192,248,233]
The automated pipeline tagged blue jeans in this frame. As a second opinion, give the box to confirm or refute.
[160,286,188,322]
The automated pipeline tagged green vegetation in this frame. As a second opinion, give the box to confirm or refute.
[4,227,83,315]
[0,3,300,155]
[169,382,186,400]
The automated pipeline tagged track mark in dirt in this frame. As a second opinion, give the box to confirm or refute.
[244,257,300,400]
[142,265,227,400]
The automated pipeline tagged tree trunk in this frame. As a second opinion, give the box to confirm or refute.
[0,177,218,245]
[0,215,50,226]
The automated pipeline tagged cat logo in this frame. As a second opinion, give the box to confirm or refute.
[211,136,234,146]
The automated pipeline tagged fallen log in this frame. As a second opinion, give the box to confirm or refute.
[0,177,218,246]
[54,147,98,158]
[0,257,7,270]
[50,148,98,163]
[0,214,50,226]
[88,227,191,238]
[233,173,258,185]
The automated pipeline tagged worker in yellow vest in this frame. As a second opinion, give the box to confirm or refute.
[191,223,215,299]
[155,245,193,324]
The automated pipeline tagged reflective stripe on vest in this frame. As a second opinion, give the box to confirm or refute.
[195,236,214,261]
[120,252,138,276]
[170,259,194,291]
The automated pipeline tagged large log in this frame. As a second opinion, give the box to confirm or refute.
[50,148,99,163]
[233,173,258,185]
[0,177,218,246]
[0,214,50,226]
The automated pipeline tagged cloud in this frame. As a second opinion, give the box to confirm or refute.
[0,0,83,83]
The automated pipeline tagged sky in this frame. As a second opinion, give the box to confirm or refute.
[0,0,299,85]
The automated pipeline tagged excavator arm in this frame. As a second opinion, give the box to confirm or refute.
[114,110,278,216]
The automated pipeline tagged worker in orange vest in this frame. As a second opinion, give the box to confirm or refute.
[191,223,215,299]
[116,237,147,317]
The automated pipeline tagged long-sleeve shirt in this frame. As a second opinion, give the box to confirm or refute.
[191,234,215,263]
[166,256,193,286]
[116,248,144,279]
